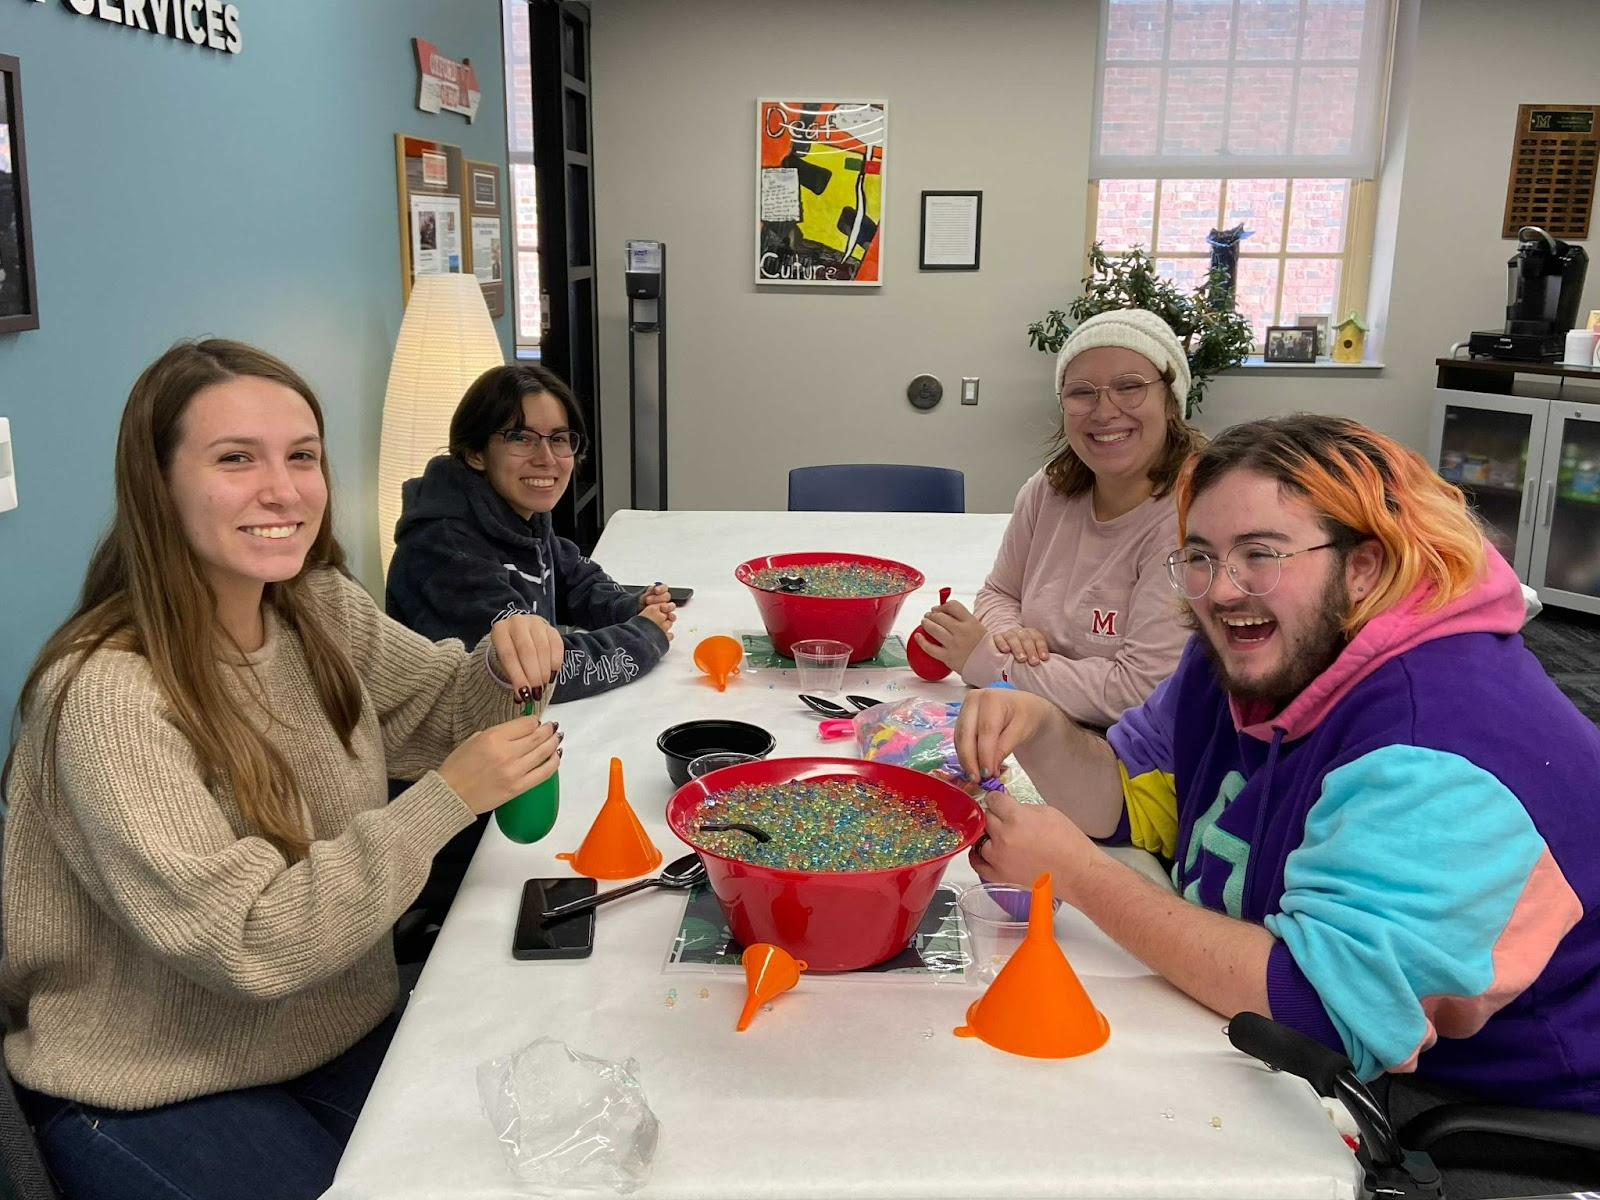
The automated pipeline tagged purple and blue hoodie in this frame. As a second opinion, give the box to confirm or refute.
[1101,549,1600,1111]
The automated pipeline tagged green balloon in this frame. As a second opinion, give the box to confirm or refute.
[496,770,560,844]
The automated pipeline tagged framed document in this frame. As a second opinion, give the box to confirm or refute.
[919,190,981,271]
[0,55,40,334]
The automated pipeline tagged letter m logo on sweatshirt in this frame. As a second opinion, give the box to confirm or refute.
[1090,608,1119,638]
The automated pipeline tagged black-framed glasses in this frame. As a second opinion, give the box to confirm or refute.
[1165,541,1340,600]
[493,428,584,459]
[1058,374,1156,416]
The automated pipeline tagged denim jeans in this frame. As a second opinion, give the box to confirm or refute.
[16,1013,397,1200]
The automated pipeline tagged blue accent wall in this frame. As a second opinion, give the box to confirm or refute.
[0,1,509,724]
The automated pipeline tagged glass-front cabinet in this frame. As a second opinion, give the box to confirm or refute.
[1431,358,1600,616]
[1428,393,1547,577]
[1531,403,1600,614]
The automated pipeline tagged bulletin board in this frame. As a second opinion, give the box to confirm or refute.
[395,133,467,304]
[463,158,505,318]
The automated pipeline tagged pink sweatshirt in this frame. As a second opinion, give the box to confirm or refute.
[963,469,1189,727]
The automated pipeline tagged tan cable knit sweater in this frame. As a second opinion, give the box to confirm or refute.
[0,568,517,1110]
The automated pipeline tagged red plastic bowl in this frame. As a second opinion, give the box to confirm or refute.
[666,756,984,971]
[734,552,926,663]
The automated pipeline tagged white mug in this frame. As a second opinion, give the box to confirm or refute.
[1563,328,1599,366]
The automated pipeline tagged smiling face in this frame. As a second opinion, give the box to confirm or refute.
[1182,468,1381,708]
[466,390,576,520]
[1060,346,1171,495]
[164,375,327,608]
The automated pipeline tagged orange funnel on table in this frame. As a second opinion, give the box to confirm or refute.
[906,588,954,681]
[736,943,807,1031]
[694,636,743,692]
[556,758,663,880]
[954,872,1109,1058]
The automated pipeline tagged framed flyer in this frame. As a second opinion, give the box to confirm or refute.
[463,158,504,317]
[395,134,466,304]
[919,190,982,271]
[756,99,886,286]
[0,54,40,334]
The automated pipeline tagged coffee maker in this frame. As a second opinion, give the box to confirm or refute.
[1469,226,1589,361]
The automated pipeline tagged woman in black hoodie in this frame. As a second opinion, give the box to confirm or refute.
[386,364,674,703]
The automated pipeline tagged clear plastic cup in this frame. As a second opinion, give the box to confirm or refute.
[958,882,1063,983]
[791,638,851,696]
[687,751,760,780]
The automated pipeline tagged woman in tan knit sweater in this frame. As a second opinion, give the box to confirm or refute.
[0,340,564,1200]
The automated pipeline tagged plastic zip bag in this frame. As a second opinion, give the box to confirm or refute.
[477,1037,659,1194]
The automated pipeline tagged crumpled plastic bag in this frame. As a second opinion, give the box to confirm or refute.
[476,1038,658,1194]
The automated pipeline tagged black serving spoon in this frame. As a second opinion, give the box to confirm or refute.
[541,852,707,920]
[798,693,886,719]
[698,821,772,843]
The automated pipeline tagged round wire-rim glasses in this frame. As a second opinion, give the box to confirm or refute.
[1165,542,1340,600]
[1058,374,1157,416]
[493,428,584,459]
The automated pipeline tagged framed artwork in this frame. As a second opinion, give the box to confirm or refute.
[756,99,886,286]
[919,190,982,271]
[395,134,466,305]
[1264,325,1319,363]
[463,158,504,318]
[0,54,39,334]
[1294,312,1332,358]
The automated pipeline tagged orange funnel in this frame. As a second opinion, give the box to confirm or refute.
[737,943,807,1031]
[954,872,1109,1058]
[693,635,743,692]
[556,758,663,880]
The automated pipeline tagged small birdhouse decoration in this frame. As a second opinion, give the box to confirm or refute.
[1332,312,1368,364]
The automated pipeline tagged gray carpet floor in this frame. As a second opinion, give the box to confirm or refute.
[1520,607,1600,726]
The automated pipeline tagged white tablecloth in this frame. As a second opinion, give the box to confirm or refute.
[326,510,1360,1200]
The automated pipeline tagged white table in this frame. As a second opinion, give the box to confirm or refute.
[326,511,1360,1200]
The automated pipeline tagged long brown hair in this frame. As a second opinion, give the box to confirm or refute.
[1177,414,1488,636]
[1042,370,1205,500]
[3,340,364,859]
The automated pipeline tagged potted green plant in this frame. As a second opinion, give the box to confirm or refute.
[1027,242,1255,413]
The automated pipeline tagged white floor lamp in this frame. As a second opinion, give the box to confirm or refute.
[378,274,504,575]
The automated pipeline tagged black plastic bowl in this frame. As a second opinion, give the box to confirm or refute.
[656,720,777,789]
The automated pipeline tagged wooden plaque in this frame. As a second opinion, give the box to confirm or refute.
[1501,104,1598,239]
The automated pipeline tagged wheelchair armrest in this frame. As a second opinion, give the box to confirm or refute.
[1400,1103,1600,1155]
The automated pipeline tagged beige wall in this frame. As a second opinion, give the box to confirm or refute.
[590,0,1600,515]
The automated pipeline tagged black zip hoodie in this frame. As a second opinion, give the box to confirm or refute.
[385,455,669,702]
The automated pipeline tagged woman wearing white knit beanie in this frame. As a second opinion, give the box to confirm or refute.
[917,308,1203,728]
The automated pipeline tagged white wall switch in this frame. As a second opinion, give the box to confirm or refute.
[961,377,979,405]
[0,418,16,513]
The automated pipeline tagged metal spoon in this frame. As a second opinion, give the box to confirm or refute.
[541,852,707,921]
[799,693,887,719]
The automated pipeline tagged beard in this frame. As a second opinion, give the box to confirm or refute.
[1193,573,1351,710]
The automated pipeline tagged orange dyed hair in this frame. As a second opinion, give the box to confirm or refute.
[1176,414,1487,635]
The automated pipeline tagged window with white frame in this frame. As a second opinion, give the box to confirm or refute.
[1090,0,1393,348]
[503,0,542,354]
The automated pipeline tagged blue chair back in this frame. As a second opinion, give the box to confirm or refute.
[787,464,965,513]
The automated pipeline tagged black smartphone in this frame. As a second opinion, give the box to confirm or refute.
[512,878,597,960]
[667,587,694,606]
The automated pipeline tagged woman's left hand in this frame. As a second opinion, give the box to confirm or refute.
[918,600,989,673]
[970,789,1097,900]
[490,613,565,701]
[639,583,672,613]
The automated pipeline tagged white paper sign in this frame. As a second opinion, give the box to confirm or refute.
[472,217,503,283]
[921,194,981,269]
[411,195,463,277]
[759,168,801,222]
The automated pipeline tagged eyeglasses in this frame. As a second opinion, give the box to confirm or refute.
[1165,541,1340,600]
[493,428,584,459]
[1058,374,1157,416]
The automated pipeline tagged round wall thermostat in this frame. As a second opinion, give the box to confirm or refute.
[907,373,943,410]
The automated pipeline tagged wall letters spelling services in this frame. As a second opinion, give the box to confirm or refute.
[56,0,243,55]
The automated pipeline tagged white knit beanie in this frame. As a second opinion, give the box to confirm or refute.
[1054,308,1193,419]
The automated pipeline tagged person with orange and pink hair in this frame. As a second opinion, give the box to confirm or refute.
[956,414,1600,1198]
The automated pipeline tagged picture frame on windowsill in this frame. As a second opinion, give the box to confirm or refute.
[1264,325,1319,363]
[0,54,40,335]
